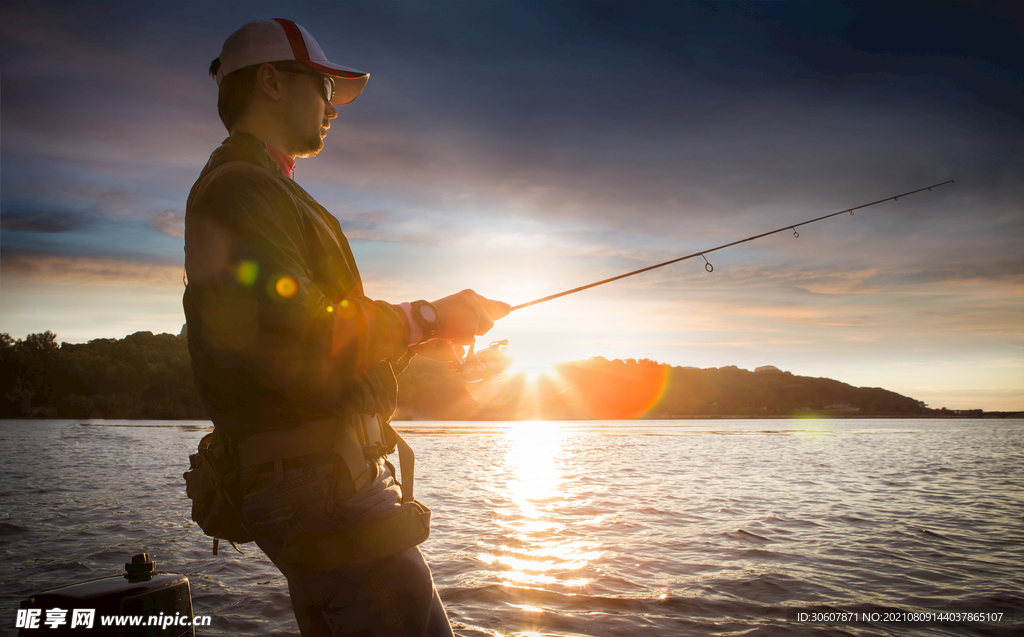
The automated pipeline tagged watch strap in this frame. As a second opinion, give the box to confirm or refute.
[409,300,440,342]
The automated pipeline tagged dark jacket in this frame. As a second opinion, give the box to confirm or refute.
[183,132,412,436]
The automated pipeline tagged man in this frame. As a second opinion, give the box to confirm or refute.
[184,18,509,636]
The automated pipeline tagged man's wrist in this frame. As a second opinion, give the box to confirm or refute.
[399,303,421,345]
[409,300,439,342]
[400,301,440,345]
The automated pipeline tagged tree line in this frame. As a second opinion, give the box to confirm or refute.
[2,330,930,420]
[1,331,205,419]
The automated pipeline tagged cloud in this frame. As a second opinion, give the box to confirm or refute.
[61,185,137,207]
[0,206,97,233]
[867,258,1024,289]
[152,209,185,238]
[0,7,222,175]
[1,251,183,286]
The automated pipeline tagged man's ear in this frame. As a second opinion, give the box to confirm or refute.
[253,63,286,102]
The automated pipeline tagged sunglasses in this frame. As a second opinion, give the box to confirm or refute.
[273,64,335,103]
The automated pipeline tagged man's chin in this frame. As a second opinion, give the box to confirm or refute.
[295,137,326,159]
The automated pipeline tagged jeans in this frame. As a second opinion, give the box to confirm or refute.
[240,457,454,637]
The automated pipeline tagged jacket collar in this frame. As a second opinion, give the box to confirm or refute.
[205,131,287,177]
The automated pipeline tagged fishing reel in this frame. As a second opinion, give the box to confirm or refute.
[453,338,514,383]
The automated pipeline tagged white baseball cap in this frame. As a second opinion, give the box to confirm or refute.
[215,18,368,105]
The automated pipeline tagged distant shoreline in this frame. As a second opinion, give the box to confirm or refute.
[398,412,1024,421]
[644,412,1024,419]
[3,414,1019,423]
[4,331,1019,420]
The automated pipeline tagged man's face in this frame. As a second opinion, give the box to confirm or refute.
[282,70,338,158]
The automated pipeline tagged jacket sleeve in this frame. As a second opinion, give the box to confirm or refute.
[185,164,412,413]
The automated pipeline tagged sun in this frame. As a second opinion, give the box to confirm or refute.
[512,361,559,383]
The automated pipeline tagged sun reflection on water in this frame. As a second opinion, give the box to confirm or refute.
[478,421,602,592]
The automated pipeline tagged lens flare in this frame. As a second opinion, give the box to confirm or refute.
[274,276,297,298]
[235,260,258,286]
[335,298,358,316]
[557,358,671,419]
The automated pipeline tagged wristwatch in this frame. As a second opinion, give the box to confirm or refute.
[410,300,440,341]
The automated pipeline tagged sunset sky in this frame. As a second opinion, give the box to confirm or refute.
[2,1,1021,411]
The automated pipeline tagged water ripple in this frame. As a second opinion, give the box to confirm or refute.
[1,418,1022,636]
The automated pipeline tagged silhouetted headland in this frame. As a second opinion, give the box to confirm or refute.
[2,331,1017,420]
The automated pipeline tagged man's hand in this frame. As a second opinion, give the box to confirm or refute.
[408,290,510,363]
[432,289,511,344]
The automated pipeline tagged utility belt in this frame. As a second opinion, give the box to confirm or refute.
[186,413,429,568]
[234,414,429,571]
[238,413,392,495]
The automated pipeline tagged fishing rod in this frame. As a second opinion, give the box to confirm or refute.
[510,180,954,311]
[457,180,953,382]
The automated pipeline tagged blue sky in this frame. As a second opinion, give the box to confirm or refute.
[1,1,1022,410]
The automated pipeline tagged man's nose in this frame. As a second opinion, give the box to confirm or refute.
[326,102,338,119]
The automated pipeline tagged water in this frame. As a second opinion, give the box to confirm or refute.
[1,419,1021,636]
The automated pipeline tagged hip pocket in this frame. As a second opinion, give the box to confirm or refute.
[243,503,298,547]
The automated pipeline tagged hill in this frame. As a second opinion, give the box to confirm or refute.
[0,330,987,420]
[393,355,928,420]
